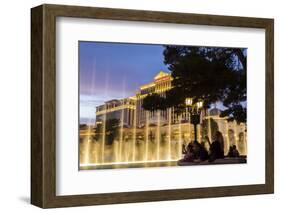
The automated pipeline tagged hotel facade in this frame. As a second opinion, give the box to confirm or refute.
[96,71,190,127]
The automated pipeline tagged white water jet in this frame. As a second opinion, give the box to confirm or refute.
[225,120,230,155]
[81,60,97,165]
[208,111,212,141]
[156,110,161,160]
[178,115,182,159]
[119,99,124,162]
[101,113,106,163]
[234,120,239,147]
[145,111,149,161]
[82,125,92,164]
[168,108,172,160]
[101,72,109,163]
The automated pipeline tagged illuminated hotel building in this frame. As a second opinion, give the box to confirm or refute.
[136,71,190,126]
[96,97,136,127]
[96,71,191,127]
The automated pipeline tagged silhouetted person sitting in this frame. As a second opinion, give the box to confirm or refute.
[199,142,209,161]
[192,140,201,159]
[215,131,225,158]
[209,131,224,162]
[227,145,240,157]
[183,143,195,162]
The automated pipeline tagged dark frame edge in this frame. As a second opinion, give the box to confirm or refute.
[42,3,273,28]
[31,4,57,208]
[31,5,44,208]
[31,5,45,208]
[265,19,274,194]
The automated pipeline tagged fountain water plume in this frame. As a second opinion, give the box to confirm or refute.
[101,113,106,163]
[156,110,161,160]
[168,108,172,160]
[145,111,149,161]
[82,60,97,165]
[198,123,202,142]
[118,100,125,162]
[208,111,212,142]
[178,115,182,159]
[188,114,192,143]
[244,126,247,155]
[82,125,92,164]
[132,106,137,161]
[225,120,230,155]
[234,120,239,147]
[101,71,109,163]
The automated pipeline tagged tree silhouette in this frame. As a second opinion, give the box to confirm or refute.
[201,118,219,139]
[142,46,247,123]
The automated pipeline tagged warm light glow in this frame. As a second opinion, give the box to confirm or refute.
[185,98,193,106]
[197,101,203,108]
[96,104,135,115]
[140,82,155,90]
[80,159,178,167]
[156,110,161,160]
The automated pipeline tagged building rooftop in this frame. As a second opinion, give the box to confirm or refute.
[140,71,171,90]
[153,70,170,80]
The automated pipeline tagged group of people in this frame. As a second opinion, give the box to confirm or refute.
[182,131,240,163]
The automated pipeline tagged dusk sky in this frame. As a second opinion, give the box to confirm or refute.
[79,41,169,124]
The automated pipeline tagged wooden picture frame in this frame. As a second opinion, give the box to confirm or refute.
[31,4,274,208]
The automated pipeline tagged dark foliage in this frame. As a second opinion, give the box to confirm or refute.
[201,118,219,139]
[79,124,88,130]
[142,46,247,123]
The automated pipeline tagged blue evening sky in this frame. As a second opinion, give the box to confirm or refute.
[79,41,168,124]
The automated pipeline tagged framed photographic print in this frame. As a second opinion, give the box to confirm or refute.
[31,4,274,208]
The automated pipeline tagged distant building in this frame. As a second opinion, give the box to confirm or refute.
[96,97,136,127]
